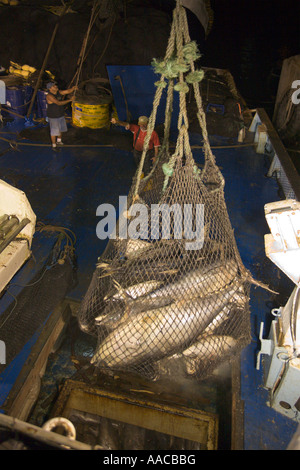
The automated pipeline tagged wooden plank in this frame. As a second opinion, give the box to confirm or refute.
[2,301,72,421]
[231,356,244,450]
[64,297,81,317]
[26,3,70,117]
[0,413,93,450]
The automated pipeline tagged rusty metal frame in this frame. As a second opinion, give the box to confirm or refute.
[51,379,219,450]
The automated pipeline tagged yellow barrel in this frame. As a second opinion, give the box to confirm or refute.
[111,103,118,120]
[72,101,110,129]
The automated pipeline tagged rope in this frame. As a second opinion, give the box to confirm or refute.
[133,0,225,199]
[133,82,165,198]
[92,14,116,77]
[132,10,178,199]
[136,77,176,188]
[69,0,103,89]
[173,5,194,168]
[0,135,116,149]
[180,5,224,190]
[0,134,256,151]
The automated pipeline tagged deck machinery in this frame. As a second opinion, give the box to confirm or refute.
[257,199,300,422]
[0,179,36,295]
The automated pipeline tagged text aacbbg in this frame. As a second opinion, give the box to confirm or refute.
[146,454,196,465]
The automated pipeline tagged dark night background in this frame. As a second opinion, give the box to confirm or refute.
[203,0,300,111]
[0,0,299,117]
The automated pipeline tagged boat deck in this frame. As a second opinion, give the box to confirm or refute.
[0,111,298,449]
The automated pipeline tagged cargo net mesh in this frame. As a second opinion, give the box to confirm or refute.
[78,2,253,381]
[0,226,76,377]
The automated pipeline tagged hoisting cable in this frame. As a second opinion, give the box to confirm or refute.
[92,13,116,77]
[68,0,103,90]
[132,10,178,200]
[26,1,74,118]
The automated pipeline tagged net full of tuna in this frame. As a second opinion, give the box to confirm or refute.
[78,2,260,381]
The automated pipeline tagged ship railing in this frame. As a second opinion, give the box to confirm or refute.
[249,108,300,201]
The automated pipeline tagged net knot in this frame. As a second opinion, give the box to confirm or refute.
[186,69,205,84]
[174,82,189,93]
[182,41,202,62]
[162,162,174,177]
[154,80,168,89]
[152,56,190,80]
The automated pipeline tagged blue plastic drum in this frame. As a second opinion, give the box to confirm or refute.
[24,85,33,114]
[2,86,33,119]
[36,90,48,119]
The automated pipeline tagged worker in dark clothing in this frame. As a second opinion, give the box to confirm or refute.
[46,82,77,151]
[111,116,160,175]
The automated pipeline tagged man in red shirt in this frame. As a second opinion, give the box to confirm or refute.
[111,115,160,175]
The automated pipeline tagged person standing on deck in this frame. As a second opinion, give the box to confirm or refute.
[46,82,77,151]
[111,116,160,175]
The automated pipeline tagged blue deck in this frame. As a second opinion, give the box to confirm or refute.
[0,112,298,448]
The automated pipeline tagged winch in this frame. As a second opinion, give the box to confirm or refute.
[257,199,300,422]
[0,179,36,293]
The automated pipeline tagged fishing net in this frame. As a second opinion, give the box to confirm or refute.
[78,1,252,381]
[0,226,76,376]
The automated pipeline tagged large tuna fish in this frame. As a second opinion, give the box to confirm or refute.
[95,259,240,330]
[91,284,244,368]
[154,334,237,378]
[131,258,239,304]
[104,279,162,302]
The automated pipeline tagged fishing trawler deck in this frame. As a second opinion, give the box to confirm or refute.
[0,87,299,449]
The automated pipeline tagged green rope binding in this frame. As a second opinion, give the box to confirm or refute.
[133,0,222,200]
[185,70,205,84]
